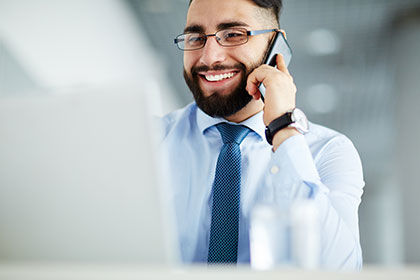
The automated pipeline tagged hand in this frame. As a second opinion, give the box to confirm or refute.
[246,54,297,126]
[246,54,299,150]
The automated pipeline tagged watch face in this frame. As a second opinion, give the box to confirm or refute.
[291,108,309,133]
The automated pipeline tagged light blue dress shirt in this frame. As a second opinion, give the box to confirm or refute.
[160,103,364,270]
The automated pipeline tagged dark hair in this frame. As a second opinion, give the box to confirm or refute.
[188,0,283,24]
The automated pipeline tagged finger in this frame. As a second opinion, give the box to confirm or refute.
[246,80,260,100]
[276,53,290,75]
[251,89,261,100]
[246,66,270,95]
[276,54,294,83]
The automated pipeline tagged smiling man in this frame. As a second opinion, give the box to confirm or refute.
[160,0,364,270]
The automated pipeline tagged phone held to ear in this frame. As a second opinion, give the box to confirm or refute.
[258,31,292,102]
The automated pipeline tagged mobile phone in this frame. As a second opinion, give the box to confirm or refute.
[258,31,292,102]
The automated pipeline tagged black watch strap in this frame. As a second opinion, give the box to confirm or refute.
[265,112,293,145]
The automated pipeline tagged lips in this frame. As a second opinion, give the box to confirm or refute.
[203,71,236,82]
[197,70,240,83]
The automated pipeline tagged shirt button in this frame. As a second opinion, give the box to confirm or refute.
[270,165,279,174]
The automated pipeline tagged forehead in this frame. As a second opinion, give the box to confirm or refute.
[186,0,263,31]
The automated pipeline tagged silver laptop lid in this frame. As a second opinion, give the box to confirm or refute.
[0,88,179,264]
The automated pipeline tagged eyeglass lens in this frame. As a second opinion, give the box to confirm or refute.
[177,28,248,50]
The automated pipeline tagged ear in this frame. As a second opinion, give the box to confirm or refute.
[279,29,287,39]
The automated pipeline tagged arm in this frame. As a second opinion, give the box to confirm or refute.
[270,132,364,270]
[246,54,365,270]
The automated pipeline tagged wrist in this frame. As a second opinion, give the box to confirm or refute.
[272,127,300,151]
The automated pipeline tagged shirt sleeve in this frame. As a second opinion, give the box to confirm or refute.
[265,133,365,270]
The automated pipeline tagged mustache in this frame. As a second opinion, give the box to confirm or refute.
[191,63,246,75]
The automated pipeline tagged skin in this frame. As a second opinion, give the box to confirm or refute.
[185,0,299,151]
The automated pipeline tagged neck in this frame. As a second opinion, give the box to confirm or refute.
[224,99,264,123]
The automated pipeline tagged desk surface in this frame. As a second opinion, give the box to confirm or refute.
[0,263,420,280]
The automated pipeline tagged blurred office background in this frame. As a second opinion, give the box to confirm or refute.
[1,0,420,266]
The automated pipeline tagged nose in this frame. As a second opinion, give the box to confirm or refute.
[198,35,226,67]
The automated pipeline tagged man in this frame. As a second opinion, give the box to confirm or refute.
[160,0,364,270]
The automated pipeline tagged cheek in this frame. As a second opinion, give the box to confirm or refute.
[233,52,262,71]
[243,39,271,64]
[183,53,197,73]
[233,44,266,67]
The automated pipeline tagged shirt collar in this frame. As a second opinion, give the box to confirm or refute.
[196,104,266,141]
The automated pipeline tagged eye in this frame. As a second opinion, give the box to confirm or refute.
[221,29,247,44]
[225,31,244,38]
[188,35,204,42]
[184,33,205,47]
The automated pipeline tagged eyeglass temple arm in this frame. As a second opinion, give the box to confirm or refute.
[247,29,279,36]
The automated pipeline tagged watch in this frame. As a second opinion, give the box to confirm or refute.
[265,108,309,145]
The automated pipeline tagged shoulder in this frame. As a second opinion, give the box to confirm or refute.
[159,102,198,140]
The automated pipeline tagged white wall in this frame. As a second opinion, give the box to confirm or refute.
[0,0,180,115]
[394,17,420,263]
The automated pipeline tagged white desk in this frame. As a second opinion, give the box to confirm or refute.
[0,263,419,280]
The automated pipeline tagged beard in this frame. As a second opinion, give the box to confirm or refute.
[183,62,259,118]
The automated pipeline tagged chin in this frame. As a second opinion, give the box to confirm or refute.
[183,66,253,118]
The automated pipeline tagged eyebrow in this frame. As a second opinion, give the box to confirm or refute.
[217,21,250,30]
[183,24,204,33]
[183,21,250,34]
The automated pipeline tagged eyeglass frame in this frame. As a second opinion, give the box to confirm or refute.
[174,28,279,51]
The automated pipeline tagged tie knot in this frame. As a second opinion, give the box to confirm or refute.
[216,123,250,145]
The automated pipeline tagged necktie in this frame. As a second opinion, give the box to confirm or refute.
[208,123,251,264]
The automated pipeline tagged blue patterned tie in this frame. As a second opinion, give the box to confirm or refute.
[207,123,251,264]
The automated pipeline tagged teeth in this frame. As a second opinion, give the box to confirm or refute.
[205,72,235,82]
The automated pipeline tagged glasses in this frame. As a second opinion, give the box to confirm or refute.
[174,28,279,51]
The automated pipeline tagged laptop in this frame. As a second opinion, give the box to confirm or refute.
[0,88,179,264]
